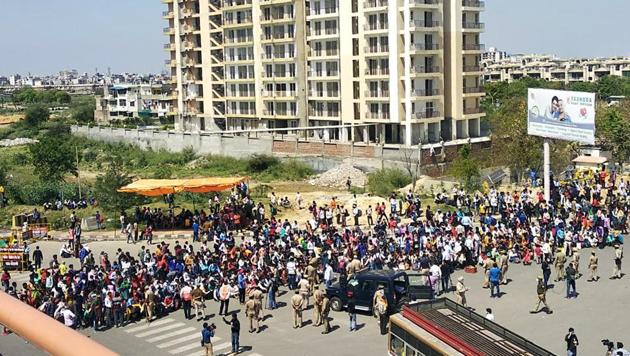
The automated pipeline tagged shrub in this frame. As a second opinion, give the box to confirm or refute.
[6,181,79,205]
[247,154,280,172]
[257,159,313,181]
[367,168,412,197]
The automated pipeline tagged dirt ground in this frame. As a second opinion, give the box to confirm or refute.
[0,113,23,125]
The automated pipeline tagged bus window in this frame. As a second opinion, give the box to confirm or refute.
[390,335,405,356]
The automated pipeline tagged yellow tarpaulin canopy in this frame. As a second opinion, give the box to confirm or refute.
[117,177,247,196]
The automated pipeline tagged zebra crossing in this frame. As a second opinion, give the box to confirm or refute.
[123,317,263,356]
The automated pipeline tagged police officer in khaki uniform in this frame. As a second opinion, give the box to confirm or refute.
[372,286,388,335]
[554,249,567,282]
[306,263,318,294]
[252,287,264,326]
[312,285,325,326]
[587,251,598,282]
[320,296,331,334]
[530,276,552,314]
[455,276,469,307]
[291,290,304,328]
[482,257,493,288]
[611,244,623,279]
[245,295,258,333]
[499,251,509,285]
[298,277,310,309]
[571,248,581,279]
[346,254,362,277]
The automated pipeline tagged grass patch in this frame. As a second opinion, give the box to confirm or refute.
[367,168,412,197]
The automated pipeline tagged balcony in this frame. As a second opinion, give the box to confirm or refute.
[265,91,297,98]
[463,43,485,51]
[462,0,485,8]
[262,71,296,79]
[364,23,388,32]
[463,106,483,115]
[463,65,481,72]
[224,36,254,44]
[163,43,175,50]
[307,28,339,37]
[262,12,295,22]
[462,22,485,30]
[308,7,337,17]
[412,43,441,51]
[162,11,174,18]
[411,66,441,74]
[365,90,390,98]
[224,17,253,26]
[463,86,484,94]
[413,89,441,97]
[365,0,388,9]
[309,91,339,98]
[261,52,295,60]
[263,110,297,117]
[411,20,441,29]
[415,110,441,119]
[163,27,174,35]
[261,33,295,41]
[308,109,340,118]
[364,45,389,54]
[410,0,441,5]
[223,0,252,8]
[365,68,390,76]
[308,70,339,77]
[308,49,339,57]
[365,112,390,120]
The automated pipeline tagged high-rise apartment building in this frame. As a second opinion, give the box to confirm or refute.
[163,0,485,144]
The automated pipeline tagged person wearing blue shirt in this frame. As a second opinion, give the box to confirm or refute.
[201,322,215,356]
[488,263,502,298]
[192,220,200,242]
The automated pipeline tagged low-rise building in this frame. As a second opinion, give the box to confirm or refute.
[483,53,630,83]
[94,84,174,123]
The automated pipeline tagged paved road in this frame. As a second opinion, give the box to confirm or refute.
[1,239,629,356]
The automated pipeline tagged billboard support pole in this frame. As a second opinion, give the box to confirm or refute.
[543,138,551,202]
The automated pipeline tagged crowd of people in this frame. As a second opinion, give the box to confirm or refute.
[1,169,628,353]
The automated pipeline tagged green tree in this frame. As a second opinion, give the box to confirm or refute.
[449,144,481,191]
[23,104,49,126]
[596,75,626,100]
[94,158,146,212]
[596,102,630,164]
[28,136,78,181]
[69,98,95,123]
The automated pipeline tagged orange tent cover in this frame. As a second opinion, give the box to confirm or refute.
[117,177,247,196]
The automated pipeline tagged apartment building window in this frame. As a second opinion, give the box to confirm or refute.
[353,60,359,77]
[380,59,388,73]
[324,20,337,35]
[353,38,359,56]
[325,62,338,76]
[263,7,271,20]
[367,15,377,30]
[325,41,337,56]
[353,82,360,99]
[354,103,360,120]
[287,24,294,38]
[352,17,358,35]
[314,22,322,36]
[352,0,358,12]
[313,42,322,56]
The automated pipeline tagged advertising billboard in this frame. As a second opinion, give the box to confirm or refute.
[527,88,596,144]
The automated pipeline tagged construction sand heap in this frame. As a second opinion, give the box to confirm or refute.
[309,163,367,188]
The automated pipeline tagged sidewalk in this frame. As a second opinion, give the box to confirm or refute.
[42,229,195,242]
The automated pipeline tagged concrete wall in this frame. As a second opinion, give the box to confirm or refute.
[71,125,273,158]
[71,125,492,177]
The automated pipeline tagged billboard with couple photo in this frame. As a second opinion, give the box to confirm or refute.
[527,88,596,144]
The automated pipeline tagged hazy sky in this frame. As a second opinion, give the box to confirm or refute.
[0,0,629,75]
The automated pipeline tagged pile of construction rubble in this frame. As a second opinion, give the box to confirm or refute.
[309,163,367,188]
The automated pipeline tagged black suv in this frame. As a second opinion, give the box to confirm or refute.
[326,269,431,315]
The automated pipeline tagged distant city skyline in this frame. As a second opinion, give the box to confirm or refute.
[0,0,628,75]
